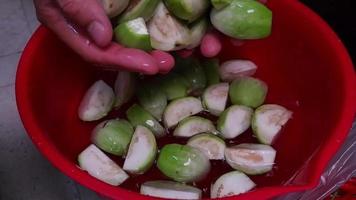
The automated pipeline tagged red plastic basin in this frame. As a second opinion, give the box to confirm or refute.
[16,0,355,199]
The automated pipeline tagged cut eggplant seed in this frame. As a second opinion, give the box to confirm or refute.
[210,0,272,39]
[118,0,160,23]
[163,97,204,128]
[202,59,220,86]
[114,71,136,108]
[126,104,166,138]
[140,180,202,200]
[114,18,152,51]
[148,2,191,51]
[252,104,292,144]
[91,119,134,156]
[123,126,157,174]
[187,133,226,160]
[78,145,129,186]
[219,60,257,82]
[173,116,216,137]
[101,0,129,18]
[157,144,210,183]
[78,80,115,121]
[211,171,256,198]
[229,77,268,108]
[137,83,167,120]
[203,83,229,116]
[225,143,276,175]
[217,105,253,139]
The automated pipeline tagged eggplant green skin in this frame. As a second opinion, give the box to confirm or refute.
[118,0,160,23]
[157,144,211,183]
[229,77,268,108]
[91,119,134,156]
[126,104,165,137]
[211,0,231,9]
[187,17,208,49]
[114,19,152,51]
[155,73,189,100]
[137,83,167,120]
[174,57,207,95]
[163,0,210,22]
[202,59,220,86]
[210,0,272,39]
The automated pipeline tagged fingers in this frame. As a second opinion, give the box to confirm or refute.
[56,0,112,47]
[150,50,175,74]
[34,0,160,74]
[200,32,222,58]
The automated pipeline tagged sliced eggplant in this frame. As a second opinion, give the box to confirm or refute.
[155,73,189,101]
[210,0,272,39]
[126,104,166,138]
[114,71,136,108]
[118,0,160,23]
[173,116,216,137]
[137,82,167,120]
[186,18,208,49]
[78,144,129,186]
[252,104,292,144]
[157,144,210,183]
[202,59,220,86]
[187,133,226,160]
[147,2,191,51]
[229,77,268,108]
[219,60,257,82]
[163,0,210,22]
[123,125,157,174]
[140,180,202,200]
[114,17,152,51]
[217,105,253,139]
[91,119,134,156]
[78,80,115,121]
[202,83,229,116]
[225,143,276,175]
[211,0,231,9]
[210,171,256,198]
[174,57,207,95]
[101,0,129,18]
[163,97,203,128]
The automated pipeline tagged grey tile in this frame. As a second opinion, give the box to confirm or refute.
[0,53,21,87]
[21,0,40,33]
[0,0,31,56]
[0,85,98,200]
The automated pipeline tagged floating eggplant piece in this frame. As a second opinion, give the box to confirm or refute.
[140,180,202,199]
[118,0,160,23]
[114,18,152,51]
[217,105,253,139]
[211,0,272,39]
[229,77,268,108]
[157,144,211,183]
[147,2,191,51]
[78,144,129,186]
[91,119,134,156]
[252,104,292,144]
[78,80,115,121]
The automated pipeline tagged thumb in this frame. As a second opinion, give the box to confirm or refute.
[56,0,112,47]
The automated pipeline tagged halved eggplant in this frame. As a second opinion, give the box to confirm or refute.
[202,83,229,116]
[173,116,216,137]
[187,133,226,160]
[114,71,136,108]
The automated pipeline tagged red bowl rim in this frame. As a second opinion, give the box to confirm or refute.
[15,0,356,199]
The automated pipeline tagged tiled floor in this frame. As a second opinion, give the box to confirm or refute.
[0,0,99,199]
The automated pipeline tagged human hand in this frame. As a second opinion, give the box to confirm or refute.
[34,0,175,74]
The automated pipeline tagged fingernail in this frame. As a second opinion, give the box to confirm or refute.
[87,21,107,47]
